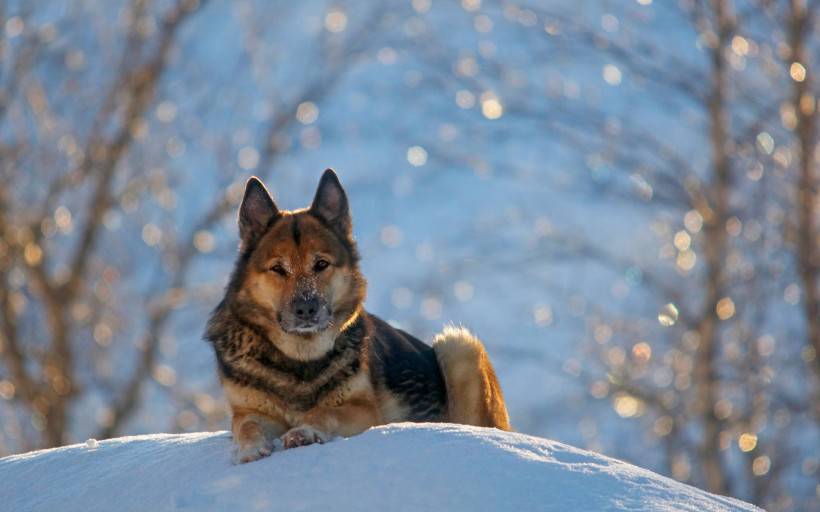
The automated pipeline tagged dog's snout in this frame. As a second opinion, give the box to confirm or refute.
[292,296,320,320]
[282,285,331,334]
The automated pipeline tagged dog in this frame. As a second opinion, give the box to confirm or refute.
[206,169,510,463]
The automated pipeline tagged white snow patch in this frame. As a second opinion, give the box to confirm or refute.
[0,423,760,512]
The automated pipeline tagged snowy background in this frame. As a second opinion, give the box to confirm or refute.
[1,1,819,510]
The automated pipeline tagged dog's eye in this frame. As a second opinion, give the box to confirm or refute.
[269,264,288,276]
[313,259,330,272]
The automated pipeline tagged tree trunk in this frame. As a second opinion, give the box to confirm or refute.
[695,0,734,496]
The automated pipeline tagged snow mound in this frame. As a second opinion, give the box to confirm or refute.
[1,423,759,512]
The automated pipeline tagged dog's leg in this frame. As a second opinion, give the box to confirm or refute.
[281,399,381,449]
[232,409,287,463]
[433,326,511,430]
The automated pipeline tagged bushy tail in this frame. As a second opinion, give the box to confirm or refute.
[433,326,511,430]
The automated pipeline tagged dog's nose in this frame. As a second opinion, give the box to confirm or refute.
[292,297,320,321]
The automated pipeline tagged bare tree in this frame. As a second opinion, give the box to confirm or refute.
[402,0,818,509]
[784,0,820,384]
[0,0,207,449]
[0,0,386,452]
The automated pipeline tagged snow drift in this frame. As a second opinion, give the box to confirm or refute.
[0,423,759,512]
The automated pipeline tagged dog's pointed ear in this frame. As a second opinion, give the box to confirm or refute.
[238,176,278,248]
[310,169,351,234]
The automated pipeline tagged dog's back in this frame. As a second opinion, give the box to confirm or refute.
[366,314,448,422]
[366,314,510,430]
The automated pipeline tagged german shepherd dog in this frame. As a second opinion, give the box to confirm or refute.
[206,169,509,463]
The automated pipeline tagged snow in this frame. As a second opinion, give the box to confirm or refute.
[0,423,758,512]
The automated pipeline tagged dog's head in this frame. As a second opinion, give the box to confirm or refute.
[228,169,366,360]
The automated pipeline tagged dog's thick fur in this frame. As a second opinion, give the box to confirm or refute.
[206,169,510,463]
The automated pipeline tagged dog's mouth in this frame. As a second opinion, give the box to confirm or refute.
[283,320,331,336]
[278,310,332,337]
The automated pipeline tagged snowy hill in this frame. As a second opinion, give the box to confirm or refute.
[0,423,759,512]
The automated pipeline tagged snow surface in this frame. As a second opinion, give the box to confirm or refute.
[0,423,759,512]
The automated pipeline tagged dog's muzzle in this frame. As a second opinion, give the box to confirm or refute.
[280,295,331,334]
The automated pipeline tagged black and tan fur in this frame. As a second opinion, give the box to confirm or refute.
[206,169,510,463]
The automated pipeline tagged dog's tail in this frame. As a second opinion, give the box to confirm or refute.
[432,326,511,430]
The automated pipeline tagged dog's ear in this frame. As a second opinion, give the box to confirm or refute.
[310,169,351,234]
[238,176,278,248]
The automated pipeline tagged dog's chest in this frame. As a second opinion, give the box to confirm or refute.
[223,369,372,425]
[217,330,370,419]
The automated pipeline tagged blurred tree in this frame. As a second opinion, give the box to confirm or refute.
[0,0,207,450]
[405,0,819,509]
[0,0,384,451]
[784,0,820,386]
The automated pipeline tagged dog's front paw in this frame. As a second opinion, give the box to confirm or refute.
[233,439,273,464]
[281,426,329,449]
